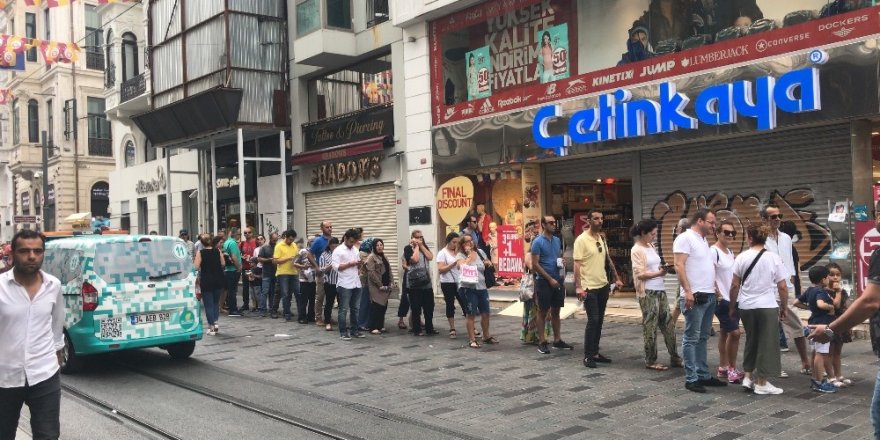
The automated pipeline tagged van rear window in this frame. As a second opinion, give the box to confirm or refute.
[94,241,193,285]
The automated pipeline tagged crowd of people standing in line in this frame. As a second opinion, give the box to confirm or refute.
[191,204,855,397]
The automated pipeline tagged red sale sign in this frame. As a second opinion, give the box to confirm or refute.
[856,221,880,296]
[497,225,524,278]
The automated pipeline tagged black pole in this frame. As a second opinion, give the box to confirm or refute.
[41,130,48,232]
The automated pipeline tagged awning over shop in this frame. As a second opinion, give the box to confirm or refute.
[131,88,243,148]
[291,136,391,166]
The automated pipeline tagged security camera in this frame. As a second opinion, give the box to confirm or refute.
[393,180,401,187]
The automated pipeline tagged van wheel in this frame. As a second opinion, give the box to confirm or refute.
[61,332,85,374]
[166,341,196,360]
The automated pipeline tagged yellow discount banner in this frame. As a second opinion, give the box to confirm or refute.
[436,176,474,227]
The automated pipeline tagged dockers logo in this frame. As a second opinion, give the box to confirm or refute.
[532,67,821,155]
[652,189,831,271]
[565,78,587,95]
[820,14,868,37]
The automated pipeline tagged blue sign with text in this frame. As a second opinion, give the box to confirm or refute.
[532,67,822,155]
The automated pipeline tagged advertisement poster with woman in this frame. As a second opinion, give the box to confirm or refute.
[536,23,570,83]
[466,46,492,101]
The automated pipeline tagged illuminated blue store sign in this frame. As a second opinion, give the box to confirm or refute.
[532,67,821,154]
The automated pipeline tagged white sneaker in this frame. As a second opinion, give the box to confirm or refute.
[742,376,754,391]
[754,381,784,395]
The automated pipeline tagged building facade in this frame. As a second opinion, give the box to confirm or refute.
[2,1,116,234]
[397,0,880,295]
[289,0,408,279]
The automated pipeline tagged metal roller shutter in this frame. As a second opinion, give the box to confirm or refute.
[545,152,634,185]
[639,123,852,293]
[305,184,399,283]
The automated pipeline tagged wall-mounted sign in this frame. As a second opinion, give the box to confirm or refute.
[533,67,821,154]
[91,182,109,200]
[302,104,393,151]
[497,225,524,278]
[216,176,240,189]
[124,140,136,167]
[135,166,166,194]
[21,192,30,210]
[310,155,383,186]
[46,184,55,206]
[436,176,474,227]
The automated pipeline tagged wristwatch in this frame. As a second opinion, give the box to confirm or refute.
[823,327,835,339]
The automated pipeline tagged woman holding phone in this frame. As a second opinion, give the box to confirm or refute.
[456,235,497,348]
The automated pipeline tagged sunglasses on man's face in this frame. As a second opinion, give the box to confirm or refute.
[769,214,783,220]
[721,230,736,238]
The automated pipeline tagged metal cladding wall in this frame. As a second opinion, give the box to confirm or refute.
[544,153,634,185]
[639,123,853,292]
[305,184,400,282]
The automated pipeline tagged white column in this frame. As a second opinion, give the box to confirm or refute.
[210,140,218,234]
[197,149,205,233]
[165,149,172,235]
[280,130,287,232]
[237,129,246,231]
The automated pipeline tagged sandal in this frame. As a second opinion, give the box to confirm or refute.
[646,363,669,371]
[481,336,499,344]
[398,320,407,330]
[837,376,853,387]
[370,329,381,335]
[449,329,457,339]
[469,340,481,349]
[799,368,811,375]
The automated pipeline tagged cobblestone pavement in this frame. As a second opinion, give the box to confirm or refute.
[186,303,877,440]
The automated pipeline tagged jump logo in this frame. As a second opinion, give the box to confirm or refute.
[532,67,822,154]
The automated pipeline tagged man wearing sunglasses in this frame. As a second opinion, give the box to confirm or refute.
[762,204,812,377]
[532,216,574,355]
[574,209,623,368]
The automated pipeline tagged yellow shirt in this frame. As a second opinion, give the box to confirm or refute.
[573,231,609,290]
[273,241,300,276]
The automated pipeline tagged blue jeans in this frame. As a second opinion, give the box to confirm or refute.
[202,288,221,325]
[224,271,241,312]
[873,370,880,439]
[358,282,371,329]
[680,293,716,383]
[278,275,300,319]
[260,275,276,314]
[337,286,361,336]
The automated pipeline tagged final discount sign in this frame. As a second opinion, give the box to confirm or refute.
[497,225,524,277]
[436,176,474,228]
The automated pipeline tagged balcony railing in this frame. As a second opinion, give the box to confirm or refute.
[88,137,112,157]
[86,51,104,70]
[366,0,389,28]
[120,72,146,103]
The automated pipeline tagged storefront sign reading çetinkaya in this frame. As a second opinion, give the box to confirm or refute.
[533,64,823,153]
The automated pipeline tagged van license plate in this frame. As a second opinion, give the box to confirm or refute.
[100,317,123,339]
[129,312,171,325]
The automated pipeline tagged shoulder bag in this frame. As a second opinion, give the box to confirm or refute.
[477,248,496,288]
[406,247,431,289]
[519,269,535,301]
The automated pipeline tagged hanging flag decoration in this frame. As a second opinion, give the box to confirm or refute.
[39,40,79,65]
[0,89,11,105]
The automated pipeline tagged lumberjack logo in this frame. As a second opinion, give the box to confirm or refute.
[652,189,831,270]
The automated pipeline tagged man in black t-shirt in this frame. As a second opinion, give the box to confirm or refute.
[258,233,279,318]
[809,208,880,438]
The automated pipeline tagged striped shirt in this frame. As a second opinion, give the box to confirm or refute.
[319,250,338,285]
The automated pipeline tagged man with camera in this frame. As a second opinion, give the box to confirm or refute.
[674,208,727,393]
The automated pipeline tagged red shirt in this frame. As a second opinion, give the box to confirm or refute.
[239,240,257,270]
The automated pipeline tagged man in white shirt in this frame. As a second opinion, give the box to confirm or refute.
[674,208,727,393]
[332,228,365,340]
[762,204,811,376]
[0,230,64,440]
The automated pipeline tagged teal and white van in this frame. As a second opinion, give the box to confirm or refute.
[43,234,202,373]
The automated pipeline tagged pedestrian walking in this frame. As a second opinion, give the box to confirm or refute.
[808,206,880,439]
[405,230,436,336]
[436,232,466,339]
[0,230,63,440]
[729,225,788,395]
[273,230,300,322]
[533,216,574,355]
[308,221,334,326]
[333,229,365,340]
[712,220,743,383]
[195,233,226,335]
[179,229,194,260]
[674,208,727,392]
[456,235,496,348]
[630,219,681,371]
[319,237,340,331]
[575,209,622,368]
[258,233,279,318]
[223,227,244,316]
[366,239,393,334]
